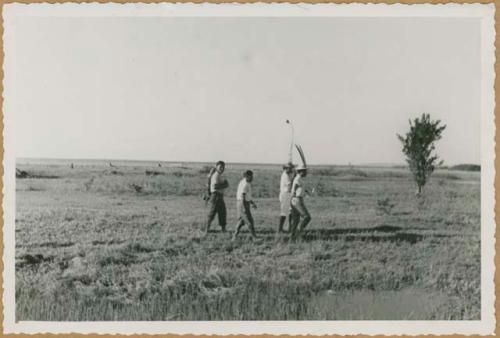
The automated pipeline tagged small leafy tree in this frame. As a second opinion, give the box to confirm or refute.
[397,113,446,195]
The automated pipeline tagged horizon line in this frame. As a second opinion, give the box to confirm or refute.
[16,156,479,168]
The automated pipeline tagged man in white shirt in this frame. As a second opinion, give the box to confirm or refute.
[290,164,311,239]
[233,170,258,240]
[206,161,229,234]
[278,163,295,233]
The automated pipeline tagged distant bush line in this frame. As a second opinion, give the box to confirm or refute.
[16,168,59,179]
[448,164,480,172]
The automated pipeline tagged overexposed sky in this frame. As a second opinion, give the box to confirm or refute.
[6,16,481,165]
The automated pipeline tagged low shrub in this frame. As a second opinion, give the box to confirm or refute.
[450,164,480,172]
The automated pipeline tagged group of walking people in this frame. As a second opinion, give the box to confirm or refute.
[205,160,312,240]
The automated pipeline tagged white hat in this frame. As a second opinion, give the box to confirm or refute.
[297,163,307,171]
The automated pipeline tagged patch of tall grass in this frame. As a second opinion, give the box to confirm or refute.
[15,163,481,321]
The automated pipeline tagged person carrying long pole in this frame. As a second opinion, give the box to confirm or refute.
[278,120,296,233]
[290,145,312,240]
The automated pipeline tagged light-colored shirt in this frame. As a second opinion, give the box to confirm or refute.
[292,174,306,197]
[210,171,227,194]
[236,179,252,201]
[280,171,293,193]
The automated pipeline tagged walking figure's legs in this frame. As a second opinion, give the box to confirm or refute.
[247,210,257,238]
[278,216,286,233]
[298,213,311,236]
[218,196,227,232]
[289,206,300,239]
[232,219,245,239]
[287,213,293,233]
[295,199,311,238]
[233,201,256,240]
[205,194,217,233]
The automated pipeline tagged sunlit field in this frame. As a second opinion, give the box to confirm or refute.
[15,160,480,321]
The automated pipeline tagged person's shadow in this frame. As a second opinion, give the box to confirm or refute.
[259,225,454,244]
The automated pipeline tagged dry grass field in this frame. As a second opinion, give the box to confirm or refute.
[15,160,480,321]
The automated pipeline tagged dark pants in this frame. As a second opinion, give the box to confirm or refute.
[234,200,256,237]
[206,192,227,231]
[290,197,311,238]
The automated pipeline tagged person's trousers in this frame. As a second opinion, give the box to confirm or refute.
[234,200,255,236]
[290,196,311,237]
[206,192,226,231]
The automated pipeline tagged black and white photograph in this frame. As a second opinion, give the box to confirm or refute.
[2,3,496,335]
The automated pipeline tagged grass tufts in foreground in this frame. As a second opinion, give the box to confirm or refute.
[15,162,480,320]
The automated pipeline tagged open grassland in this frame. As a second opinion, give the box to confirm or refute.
[15,161,480,320]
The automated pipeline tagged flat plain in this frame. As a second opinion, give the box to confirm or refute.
[15,160,480,321]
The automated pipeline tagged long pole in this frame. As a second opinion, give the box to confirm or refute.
[286,119,294,163]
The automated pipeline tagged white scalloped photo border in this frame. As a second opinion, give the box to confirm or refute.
[2,2,496,335]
